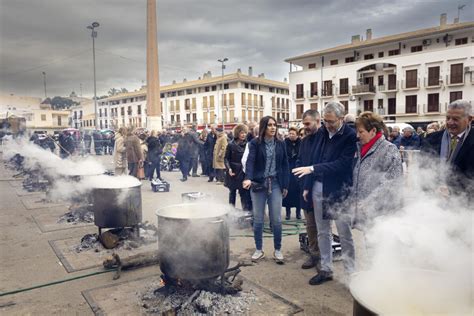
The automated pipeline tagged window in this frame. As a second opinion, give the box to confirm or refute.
[229,93,235,106]
[296,104,304,119]
[323,80,332,96]
[186,89,193,94]
[340,101,348,114]
[345,57,355,63]
[308,63,316,69]
[330,59,338,65]
[57,116,62,126]
[192,113,197,122]
[296,84,304,99]
[405,69,418,88]
[310,103,318,111]
[39,114,46,121]
[428,66,440,86]
[378,75,384,86]
[388,49,400,56]
[310,82,318,97]
[205,86,210,92]
[120,107,125,115]
[427,93,439,112]
[127,106,132,116]
[364,100,374,112]
[455,37,468,45]
[269,87,274,93]
[450,63,463,84]
[388,74,397,90]
[211,86,217,91]
[450,91,463,103]
[224,83,229,89]
[378,51,384,58]
[364,54,374,60]
[244,83,249,89]
[339,78,349,95]
[411,45,422,53]
[185,99,190,111]
[388,98,396,115]
[405,95,417,113]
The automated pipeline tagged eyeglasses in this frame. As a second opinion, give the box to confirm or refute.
[323,119,340,126]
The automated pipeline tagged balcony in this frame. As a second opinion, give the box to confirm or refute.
[337,87,350,96]
[446,74,464,87]
[352,84,376,95]
[382,64,396,72]
[401,79,420,91]
[378,82,398,93]
[320,89,333,98]
[307,90,318,99]
[293,92,305,100]
[424,103,443,115]
[424,77,442,89]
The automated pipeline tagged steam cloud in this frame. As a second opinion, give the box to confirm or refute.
[351,153,473,315]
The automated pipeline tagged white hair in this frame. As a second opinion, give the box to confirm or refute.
[323,102,345,118]
[448,100,472,117]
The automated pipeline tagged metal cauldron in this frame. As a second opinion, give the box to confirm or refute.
[156,203,229,281]
[350,269,472,316]
[92,183,142,231]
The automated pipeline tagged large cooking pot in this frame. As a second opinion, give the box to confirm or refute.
[92,182,142,229]
[156,203,229,281]
[350,269,472,316]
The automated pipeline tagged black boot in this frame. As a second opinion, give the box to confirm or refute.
[296,208,301,220]
[285,208,291,220]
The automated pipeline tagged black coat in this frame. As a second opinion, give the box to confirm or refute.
[296,132,320,211]
[304,124,357,219]
[204,133,217,160]
[422,129,474,195]
[176,136,192,163]
[146,136,162,163]
[283,138,301,208]
[224,140,247,190]
[245,138,289,191]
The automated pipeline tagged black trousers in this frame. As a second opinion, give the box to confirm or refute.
[190,156,199,175]
[229,187,252,211]
[215,169,225,182]
[179,158,191,179]
[128,162,138,178]
[148,160,161,180]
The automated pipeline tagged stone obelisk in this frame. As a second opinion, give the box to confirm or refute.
[146,0,162,130]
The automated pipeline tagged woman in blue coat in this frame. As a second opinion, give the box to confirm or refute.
[243,116,289,263]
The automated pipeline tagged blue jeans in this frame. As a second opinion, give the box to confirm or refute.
[250,180,283,251]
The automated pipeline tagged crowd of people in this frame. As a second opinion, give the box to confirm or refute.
[28,99,473,286]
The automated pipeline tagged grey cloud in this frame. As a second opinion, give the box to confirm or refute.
[0,0,469,97]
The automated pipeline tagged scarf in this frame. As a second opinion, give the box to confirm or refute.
[361,131,383,158]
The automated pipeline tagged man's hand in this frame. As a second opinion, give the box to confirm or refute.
[282,189,288,198]
[292,166,313,178]
[302,190,309,202]
[228,170,235,177]
[437,186,450,198]
[242,179,251,190]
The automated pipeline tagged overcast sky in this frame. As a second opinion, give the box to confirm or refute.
[0,0,471,98]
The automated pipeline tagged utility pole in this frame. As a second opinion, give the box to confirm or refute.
[218,58,228,127]
[42,72,47,98]
[87,22,100,129]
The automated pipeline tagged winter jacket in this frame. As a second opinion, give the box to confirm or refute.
[146,136,162,163]
[245,138,289,191]
[304,124,357,219]
[283,138,301,208]
[351,137,403,228]
[224,139,247,190]
[204,132,217,160]
[125,135,143,163]
[296,131,320,211]
[188,130,204,158]
[114,133,127,169]
[400,133,421,149]
[213,134,228,170]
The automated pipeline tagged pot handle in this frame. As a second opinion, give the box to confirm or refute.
[209,219,224,224]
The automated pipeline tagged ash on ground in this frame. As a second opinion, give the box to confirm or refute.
[57,205,94,224]
[73,222,158,253]
[140,280,257,315]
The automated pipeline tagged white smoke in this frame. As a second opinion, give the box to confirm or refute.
[351,152,473,315]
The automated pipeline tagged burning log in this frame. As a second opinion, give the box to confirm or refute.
[103,251,160,280]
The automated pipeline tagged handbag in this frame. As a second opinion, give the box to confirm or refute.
[251,180,267,193]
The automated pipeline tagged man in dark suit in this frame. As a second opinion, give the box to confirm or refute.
[293,102,357,285]
[422,100,473,197]
[188,124,204,177]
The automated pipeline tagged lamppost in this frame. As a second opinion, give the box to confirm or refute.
[87,21,100,129]
[218,58,228,127]
[41,72,47,98]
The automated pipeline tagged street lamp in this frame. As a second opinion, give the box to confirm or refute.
[87,21,100,129]
[41,72,47,98]
[218,58,228,127]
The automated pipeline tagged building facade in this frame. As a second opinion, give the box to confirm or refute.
[285,15,473,124]
[97,69,290,130]
[69,97,95,130]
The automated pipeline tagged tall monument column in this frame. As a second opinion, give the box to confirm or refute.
[146,0,162,130]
